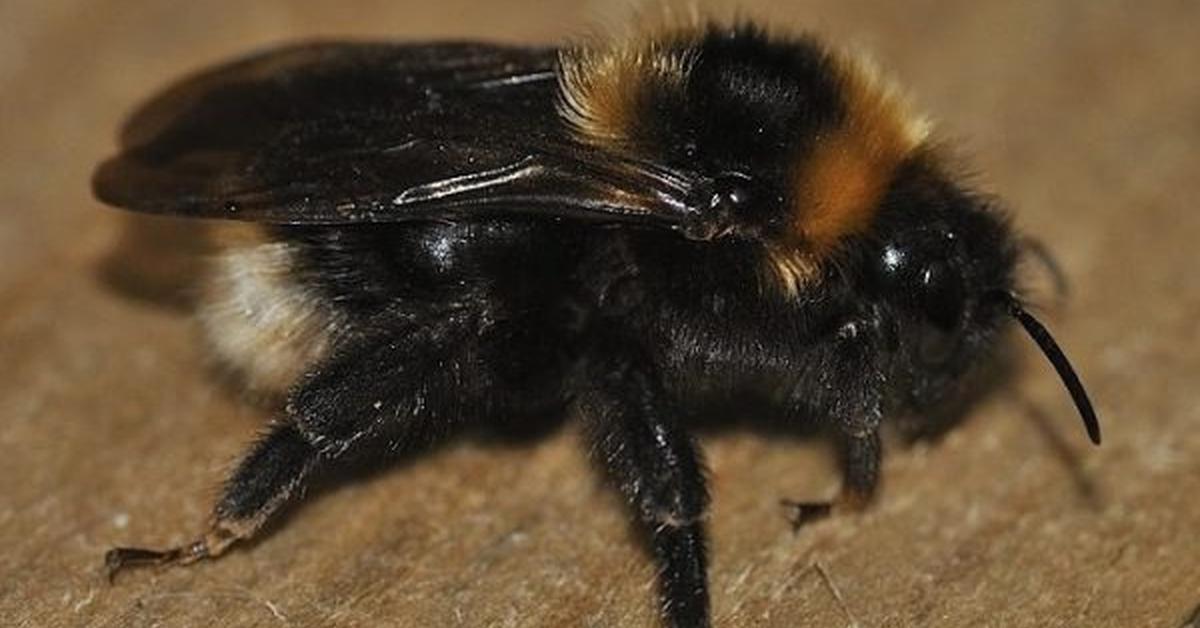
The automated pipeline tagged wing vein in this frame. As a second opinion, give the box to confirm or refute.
[391,156,544,206]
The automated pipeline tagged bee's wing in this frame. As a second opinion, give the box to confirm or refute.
[93,42,693,227]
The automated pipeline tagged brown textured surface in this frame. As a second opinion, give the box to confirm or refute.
[2,2,1198,626]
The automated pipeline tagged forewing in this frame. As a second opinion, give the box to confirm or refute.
[93,42,625,223]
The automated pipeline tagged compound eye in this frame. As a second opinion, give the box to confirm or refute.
[919,262,966,331]
[709,172,754,215]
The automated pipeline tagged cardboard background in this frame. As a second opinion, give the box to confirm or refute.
[2,1,1198,626]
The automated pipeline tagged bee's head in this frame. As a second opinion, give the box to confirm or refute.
[865,157,1018,405]
[861,156,1099,444]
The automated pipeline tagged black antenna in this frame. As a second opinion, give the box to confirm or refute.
[1003,295,1102,445]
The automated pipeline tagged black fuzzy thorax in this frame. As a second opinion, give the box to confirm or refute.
[687,25,845,157]
[633,25,849,191]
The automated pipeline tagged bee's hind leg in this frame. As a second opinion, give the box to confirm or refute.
[105,319,486,580]
[105,421,318,579]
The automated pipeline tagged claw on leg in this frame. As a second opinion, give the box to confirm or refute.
[104,524,241,582]
[779,499,832,531]
[783,430,881,532]
[780,489,871,532]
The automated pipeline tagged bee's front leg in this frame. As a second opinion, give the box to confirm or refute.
[782,430,881,529]
[783,314,886,530]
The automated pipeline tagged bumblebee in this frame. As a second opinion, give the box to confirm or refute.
[95,21,1099,627]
